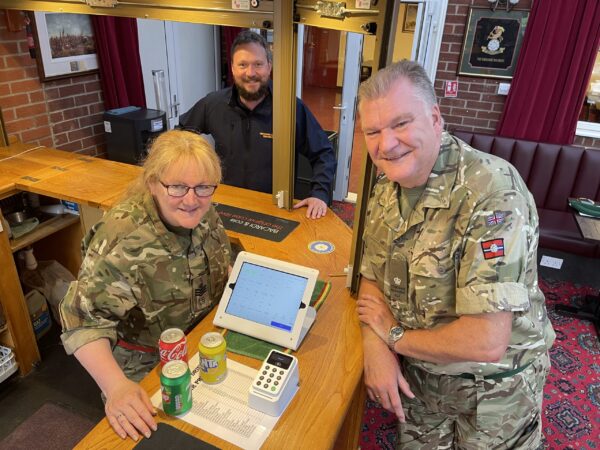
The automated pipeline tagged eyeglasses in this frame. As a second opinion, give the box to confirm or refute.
[159,181,217,198]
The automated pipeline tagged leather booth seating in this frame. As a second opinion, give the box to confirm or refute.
[453,131,600,258]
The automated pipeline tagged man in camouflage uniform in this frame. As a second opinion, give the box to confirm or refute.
[355,61,555,448]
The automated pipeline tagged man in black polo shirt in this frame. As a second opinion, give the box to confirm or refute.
[179,30,336,219]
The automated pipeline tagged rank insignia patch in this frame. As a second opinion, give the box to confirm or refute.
[486,211,505,227]
[481,238,505,259]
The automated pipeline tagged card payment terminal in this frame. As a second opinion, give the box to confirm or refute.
[248,350,299,417]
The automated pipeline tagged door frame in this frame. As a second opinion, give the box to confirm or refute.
[295,0,448,202]
[334,32,363,202]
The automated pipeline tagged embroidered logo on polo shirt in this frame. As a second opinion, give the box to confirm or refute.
[481,238,505,259]
[485,211,505,227]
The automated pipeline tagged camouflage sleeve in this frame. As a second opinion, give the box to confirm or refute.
[205,208,232,301]
[60,242,139,355]
[216,216,232,268]
[455,189,534,315]
[360,189,385,283]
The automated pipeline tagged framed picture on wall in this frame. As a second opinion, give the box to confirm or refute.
[458,7,529,79]
[402,4,418,33]
[30,11,99,82]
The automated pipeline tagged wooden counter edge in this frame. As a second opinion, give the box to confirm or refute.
[0,211,41,375]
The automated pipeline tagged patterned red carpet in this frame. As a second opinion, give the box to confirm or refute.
[331,200,355,228]
[358,279,600,450]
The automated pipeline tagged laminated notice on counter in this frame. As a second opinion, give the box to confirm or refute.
[214,203,299,242]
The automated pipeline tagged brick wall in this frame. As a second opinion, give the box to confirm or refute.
[435,0,600,149]
[0,10,106,156]
[2,7,598,152]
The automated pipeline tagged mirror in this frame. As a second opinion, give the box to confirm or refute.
[0,0,392,293]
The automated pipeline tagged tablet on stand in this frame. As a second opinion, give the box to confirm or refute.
[213,251,319,351]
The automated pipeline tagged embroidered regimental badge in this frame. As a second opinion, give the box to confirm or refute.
[481,238,505,259]
[481,26,506,55]
[485,211,505,227]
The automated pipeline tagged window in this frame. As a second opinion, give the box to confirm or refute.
[576,49,600,138]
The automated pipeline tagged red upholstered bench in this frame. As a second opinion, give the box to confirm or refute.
[453,131,600,258]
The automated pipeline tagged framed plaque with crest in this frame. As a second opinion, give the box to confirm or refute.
[458,7,529,79]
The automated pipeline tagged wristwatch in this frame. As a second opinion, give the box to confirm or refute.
[387,324,405,350]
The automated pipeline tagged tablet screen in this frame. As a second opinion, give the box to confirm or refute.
[224,262,308,332]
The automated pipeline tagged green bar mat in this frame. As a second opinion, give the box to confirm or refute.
[224,279,331,360]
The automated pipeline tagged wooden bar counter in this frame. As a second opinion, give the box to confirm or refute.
[78,184,364,450]
[0,143,364,449]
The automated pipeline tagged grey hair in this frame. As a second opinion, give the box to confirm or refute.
[231,30,272,63]
[358,60,437,108]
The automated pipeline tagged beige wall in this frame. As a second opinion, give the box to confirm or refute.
[336,4,413,87]
[392,3,415,63]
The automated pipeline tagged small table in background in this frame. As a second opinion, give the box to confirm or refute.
[574,213,600,241]
[554,213,600,337]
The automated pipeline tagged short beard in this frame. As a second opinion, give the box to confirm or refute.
[235,79,269,102]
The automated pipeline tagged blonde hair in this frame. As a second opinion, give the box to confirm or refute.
[125,130,222,200]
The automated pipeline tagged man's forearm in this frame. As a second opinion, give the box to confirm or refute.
[393,312,513,364]
[359,277,384,299]
[359,277,512,364]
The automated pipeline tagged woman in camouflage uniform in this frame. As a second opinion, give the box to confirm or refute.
[60,130,231,442]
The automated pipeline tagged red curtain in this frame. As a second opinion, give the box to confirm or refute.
[92,16,146,110]
[221,26,243,87]
[496,0,600,144]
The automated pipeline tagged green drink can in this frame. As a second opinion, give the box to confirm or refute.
[160,360,192,416]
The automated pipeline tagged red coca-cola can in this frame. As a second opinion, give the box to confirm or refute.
[159,328,188,366]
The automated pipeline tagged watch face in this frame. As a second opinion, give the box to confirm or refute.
[388,325,405,347]
[391,326,404,339]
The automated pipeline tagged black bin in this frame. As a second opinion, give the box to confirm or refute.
[103,107,167,165]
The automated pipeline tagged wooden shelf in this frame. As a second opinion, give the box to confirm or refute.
[10,214,80,253]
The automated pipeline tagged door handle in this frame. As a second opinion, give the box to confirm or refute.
[171,94,180,118]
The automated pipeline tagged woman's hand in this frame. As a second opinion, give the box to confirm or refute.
[74,339,157,441]
[104,378,157,441]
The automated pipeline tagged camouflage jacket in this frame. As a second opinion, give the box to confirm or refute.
[361,132,555,376]
[60,193,231,357]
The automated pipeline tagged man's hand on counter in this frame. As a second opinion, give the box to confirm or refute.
[293,197,328,219]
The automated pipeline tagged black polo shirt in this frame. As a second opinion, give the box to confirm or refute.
[179,84,336,203]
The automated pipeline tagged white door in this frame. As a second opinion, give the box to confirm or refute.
[394,0,448,81]
[137,20,220,129]
[295,27,362,203]
[333,32,363,202]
